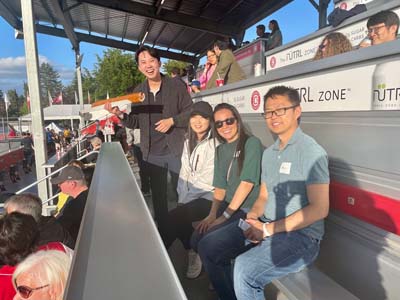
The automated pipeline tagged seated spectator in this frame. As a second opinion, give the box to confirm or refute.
[159,101,217,279]
[189,80,201,93]
[12,250,71,300]
[4,193,75,249]
[256,24,270,39]
[170,67,181,78]
[206,40,246,89]
[199,50,218,89]
[190,103,263,299]
[360,10,399,47]
[52,166,89,243]
[313,32,353,60]
[0,213,68,300]
[84,136,102,164]
[266,20,282,50]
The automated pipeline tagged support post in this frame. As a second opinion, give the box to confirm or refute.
[21,0,48,200]
[76,52,85,128]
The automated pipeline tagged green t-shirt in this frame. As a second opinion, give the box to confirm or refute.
[213,136,263,209]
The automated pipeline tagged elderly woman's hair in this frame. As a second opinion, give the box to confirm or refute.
[90,136,102,147]
[13,250,71,299]
[313,32,353,60]
[4,193,42,223]
[0,212,39,266]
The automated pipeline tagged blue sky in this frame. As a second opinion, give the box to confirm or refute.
[0,0,333,94]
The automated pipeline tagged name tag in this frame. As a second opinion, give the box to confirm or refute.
[279,162,291,174]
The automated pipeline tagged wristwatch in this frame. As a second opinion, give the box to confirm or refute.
[263,222,271,238]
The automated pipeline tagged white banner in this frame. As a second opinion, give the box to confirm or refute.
[266,8,400,70]
[199,59,400,113]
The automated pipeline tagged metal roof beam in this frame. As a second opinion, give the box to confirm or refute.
[78,0,238,36]
[152,22,167,47]
[36,24,197,64]
[83,3,91,33]
[121,13,129,41]
[39,0,58,27]
[48,0,80,50]
[0,0,22,30]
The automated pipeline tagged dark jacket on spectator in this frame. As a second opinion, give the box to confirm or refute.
[121,75,192,159]
[38,216,75,249]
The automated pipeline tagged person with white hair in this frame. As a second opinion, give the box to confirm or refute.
[12,250,71,300]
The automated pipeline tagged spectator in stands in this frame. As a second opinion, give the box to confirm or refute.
[199,50,218,90]
[361,10,399,47]
[313,32,353,60]
[52,166,89,242]
[256,24,270,39]
[170,67,181,78]
[63,126,71,145]
[206,40,246,89]
[105,46,193,230]
[0,213,68,300]
[190,103,263,299]
[159,101,216,279]
[4,193,74,249]
[189,80,201,93]
[12,250,71,300]
[85,136,102,164]
[233,86,329,300]
[266,20,282,51]
[21,132,34,173]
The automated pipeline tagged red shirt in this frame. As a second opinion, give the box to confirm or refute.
[0,242,66,300]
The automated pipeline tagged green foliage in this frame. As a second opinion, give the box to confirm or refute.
[162,60,189,76]
[19,102,29,115]
[39,62,63,107]
[92,49,144,101]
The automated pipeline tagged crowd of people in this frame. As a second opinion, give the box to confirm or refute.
[0,8,398,300]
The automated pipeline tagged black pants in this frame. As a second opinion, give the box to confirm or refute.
[159,198,212,250]
[133,145,151,193]
[146,162,179,229]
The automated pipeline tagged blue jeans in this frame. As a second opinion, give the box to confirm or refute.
[191,209,250,300]
[234,231,320,300]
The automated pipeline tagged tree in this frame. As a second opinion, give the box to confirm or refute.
[6,89,20,117]
[39,62,63,107]
[92,49,144,101]
[162,60,190,76]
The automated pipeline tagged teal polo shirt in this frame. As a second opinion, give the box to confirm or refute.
[262,127,329,240]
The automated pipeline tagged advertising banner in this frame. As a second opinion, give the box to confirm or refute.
[266,8,400,70]
[199,59,400,113]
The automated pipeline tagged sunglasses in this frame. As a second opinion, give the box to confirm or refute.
[318,43,326,50]
[215,117,236,129]
[15,284,50,298]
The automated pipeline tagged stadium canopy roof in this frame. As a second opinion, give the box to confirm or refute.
[0,0,293,64]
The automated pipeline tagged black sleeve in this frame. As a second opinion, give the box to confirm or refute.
[172,80,193,128]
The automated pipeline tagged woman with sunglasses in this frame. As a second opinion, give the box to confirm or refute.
[191,103,263,299]
[313,32,353,60]
[159,101,217,279]
[12,250,71,300]
[0,213,69,300]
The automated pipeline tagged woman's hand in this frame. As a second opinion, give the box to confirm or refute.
[196,214,217,234]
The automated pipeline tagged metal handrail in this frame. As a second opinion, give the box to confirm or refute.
[15,150,99,195]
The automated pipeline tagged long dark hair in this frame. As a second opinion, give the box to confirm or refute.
[187,115,213,155]
[270,20,280,34]
[213,103,250,174]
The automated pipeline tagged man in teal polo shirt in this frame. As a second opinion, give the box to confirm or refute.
[233,86,330,300]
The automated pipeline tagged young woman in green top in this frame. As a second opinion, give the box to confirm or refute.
[191,103,263,300]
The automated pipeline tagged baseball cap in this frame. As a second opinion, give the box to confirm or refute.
[51,166,85,184]
[191,101,213,119]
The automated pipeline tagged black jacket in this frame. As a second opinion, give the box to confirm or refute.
[122,75,193,158]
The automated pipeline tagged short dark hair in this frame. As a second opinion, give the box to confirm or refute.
[0,212,39,266]
[214,40,230,51]
[367,10,399,34]
[264,86,300,107]
[256,24,265,32]
[171,67,180,76]
[4,193,42,222]
[135,46,161,63]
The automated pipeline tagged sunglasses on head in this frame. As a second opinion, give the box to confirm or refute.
[15,284,50,298]
[215,117,236,129]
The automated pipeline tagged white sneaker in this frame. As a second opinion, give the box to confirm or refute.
[186,249,202,279]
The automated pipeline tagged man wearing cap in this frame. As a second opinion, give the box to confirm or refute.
[52,166,89,242]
